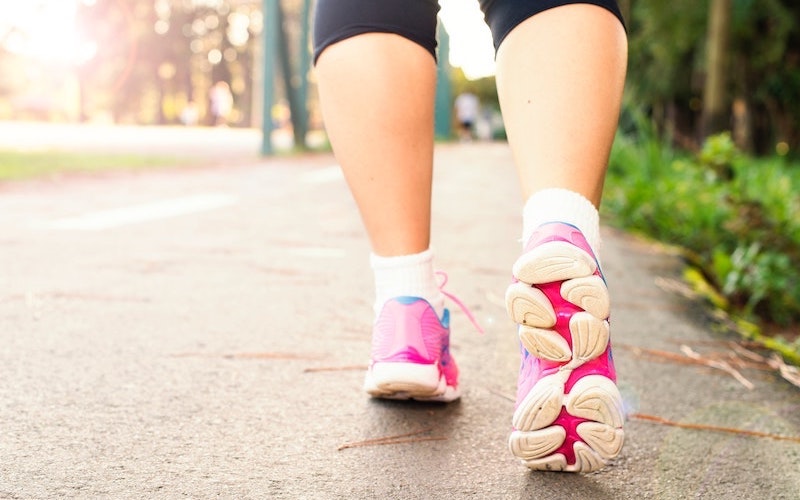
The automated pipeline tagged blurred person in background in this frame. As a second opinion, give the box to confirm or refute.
[209,81,233,126]
[454,91,480,141]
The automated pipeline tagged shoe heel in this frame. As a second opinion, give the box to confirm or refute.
[365,362,443,398]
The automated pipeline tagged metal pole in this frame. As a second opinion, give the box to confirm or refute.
[434,20,452,140]
[295,0,312,149]
[261,0,278,156]
[276,3,303,149]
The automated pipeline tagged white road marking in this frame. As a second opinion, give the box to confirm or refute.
[289,247,347,259]
[49,193,239,231]
[301,165,343,184]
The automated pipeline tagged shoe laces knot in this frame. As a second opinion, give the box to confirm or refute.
[436,271,485,334]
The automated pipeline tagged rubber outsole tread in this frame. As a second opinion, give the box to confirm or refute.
[509,239,624,473]
[512,241,597,284]
[506,283,556,328]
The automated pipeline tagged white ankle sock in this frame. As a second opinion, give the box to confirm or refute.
[522,188,602,257]
[370,249,444,318]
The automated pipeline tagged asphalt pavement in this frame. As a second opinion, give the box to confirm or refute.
[0,127,798,499]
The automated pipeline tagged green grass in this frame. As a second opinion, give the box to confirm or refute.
[0,150,188,181]
[603,125,800,364]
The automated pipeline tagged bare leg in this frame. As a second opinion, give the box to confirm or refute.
[315,33,437,257]
[315,32,463,402]
[499,4,628,472]
[495,4,627,206]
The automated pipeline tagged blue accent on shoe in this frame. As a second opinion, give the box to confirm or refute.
[391,296,450,326]
[396,296,422,305]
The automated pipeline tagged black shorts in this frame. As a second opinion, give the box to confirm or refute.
[313,0,624,63]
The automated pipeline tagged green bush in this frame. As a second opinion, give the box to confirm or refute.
[603,125,800,339]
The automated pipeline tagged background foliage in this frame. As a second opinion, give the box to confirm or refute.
[1,0,798,151]
[625,0,800,155]
[604,123,800,357]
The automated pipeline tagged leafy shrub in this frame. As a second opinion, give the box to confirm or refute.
[604,125,800,333]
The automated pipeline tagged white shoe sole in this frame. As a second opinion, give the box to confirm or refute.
[364,362,460,403]
[507,240,624,472]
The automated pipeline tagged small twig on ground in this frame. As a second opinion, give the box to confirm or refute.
[617,343,756,389]
[338,427,446,451]
[171,352,322,360]
[629,412,800,444]
[304,365,367,373]
[731,342,800,387]
[224,352,323,360]
[767,354,800,388]
[660,340,798,384]
[337,436,447,451]
[728,342,767,362]
[618,343,706,366]
[721,343,783,372]
[622,340,799,389]
[680,345,754,390]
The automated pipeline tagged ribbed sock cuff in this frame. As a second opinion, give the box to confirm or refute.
[370,249,444,317]
[522,188,601,257]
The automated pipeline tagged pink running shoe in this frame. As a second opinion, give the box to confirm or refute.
[505,222,624,472]
[364,296,461,402]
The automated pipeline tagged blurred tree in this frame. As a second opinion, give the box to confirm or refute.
[77,0,161,123]
[625,0,708,148]
[701,0,731,139]
[3,0,794,155]
[626,0,799,155]
[76,0,267,126]
[729,0,799,155]
[0,16,29,101]
[0,49,26,99]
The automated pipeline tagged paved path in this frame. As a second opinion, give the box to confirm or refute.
[1,137,798,498]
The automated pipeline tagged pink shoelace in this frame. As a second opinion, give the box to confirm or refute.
[436,271,485,334]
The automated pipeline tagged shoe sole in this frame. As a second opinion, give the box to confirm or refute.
[506,240,624,472]
[364,362,460,403]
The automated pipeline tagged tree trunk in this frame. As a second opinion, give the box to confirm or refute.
[701,0,731,140]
